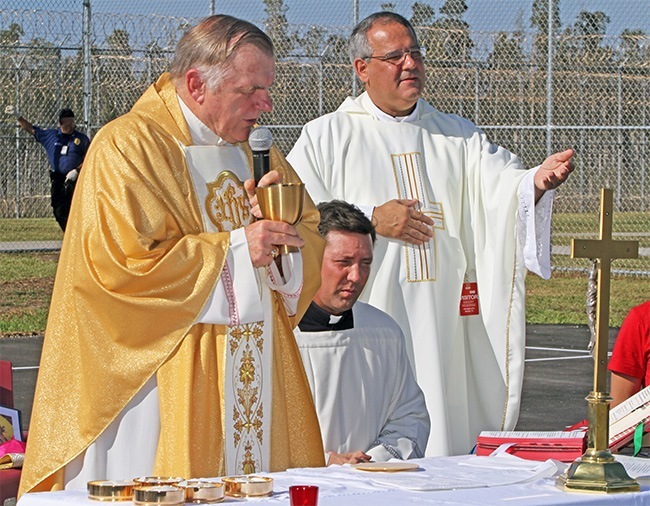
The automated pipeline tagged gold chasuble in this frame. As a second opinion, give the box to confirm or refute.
[19,73,325,496]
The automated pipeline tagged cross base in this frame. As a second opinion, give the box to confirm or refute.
[557,391,639,493]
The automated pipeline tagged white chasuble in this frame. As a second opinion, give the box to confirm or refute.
[183,144,273,475]
[288,92,538,457]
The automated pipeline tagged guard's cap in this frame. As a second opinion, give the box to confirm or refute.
[58,108,75,122]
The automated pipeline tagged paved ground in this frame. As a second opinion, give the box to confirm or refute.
[517,324,616,430]
[1,324,617,432]
[0,241,62,253]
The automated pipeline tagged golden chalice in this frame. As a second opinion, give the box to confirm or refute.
[255,182,305,254]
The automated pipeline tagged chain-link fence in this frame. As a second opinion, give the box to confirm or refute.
[1,1,649,274]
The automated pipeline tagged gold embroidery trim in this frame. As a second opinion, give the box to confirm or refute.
[229,322,266,474]
[205,170,251,232]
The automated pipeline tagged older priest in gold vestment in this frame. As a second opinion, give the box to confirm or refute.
[19,15,325,496]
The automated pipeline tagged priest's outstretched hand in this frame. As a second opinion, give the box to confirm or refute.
[326,450,372,466]
[372,199,434,245]
[534,148,575,202]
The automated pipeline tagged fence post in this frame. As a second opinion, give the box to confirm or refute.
[643,83,647,212]
[11,57,24,219]
[546,0,554,157]
[83,0,92,136]
[318,44,332,117]
[579,77,585,213]
[351,0,359,97]
[617,65,622,210]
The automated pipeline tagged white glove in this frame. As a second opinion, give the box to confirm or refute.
[65,169,79,182]
[5,105,20,118]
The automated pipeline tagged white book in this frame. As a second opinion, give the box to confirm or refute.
[610,401,650,444]
[479,430,586,439]
[610,384,650,423]
[610,416,650,451]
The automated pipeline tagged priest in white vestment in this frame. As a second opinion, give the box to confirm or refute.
[287,12,574,457]
[20,16,325,497]
[295,200,430,465]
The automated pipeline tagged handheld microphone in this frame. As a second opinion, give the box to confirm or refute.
[249,126,273,185]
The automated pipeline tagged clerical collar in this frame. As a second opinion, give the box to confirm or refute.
[363,93,420,123]
[298,301,354,332]
[177,96,231,146]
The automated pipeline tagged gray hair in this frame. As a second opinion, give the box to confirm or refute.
[317,200,376,243]
[170,15,274,90]
[348,11,419,63]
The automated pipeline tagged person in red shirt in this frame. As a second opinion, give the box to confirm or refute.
[608,300,650,407]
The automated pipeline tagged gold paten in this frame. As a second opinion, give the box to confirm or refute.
[87,480,135,501]
[557,188,640,493]
[133,477,183,488]
[179,480,225,503]
[222,475,273,497]
[133,485,184,505]
[255,183,305,254]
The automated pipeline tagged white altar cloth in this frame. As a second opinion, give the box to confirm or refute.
[17,454,650,505]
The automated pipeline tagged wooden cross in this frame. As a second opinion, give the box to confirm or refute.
[571,188,638,454]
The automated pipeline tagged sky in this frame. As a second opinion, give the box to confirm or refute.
[8,0,650,38]
[93,0,650,36]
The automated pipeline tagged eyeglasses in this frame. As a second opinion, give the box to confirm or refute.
[365,46,426,65]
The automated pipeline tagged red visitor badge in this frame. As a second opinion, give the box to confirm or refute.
[459,282,479,316]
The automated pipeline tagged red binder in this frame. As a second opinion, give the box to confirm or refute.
[475,430,587,462]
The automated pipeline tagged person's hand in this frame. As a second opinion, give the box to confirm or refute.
[534,148,575,199]
[64,169,78,194]
[244,169,282,219]
[326,450,372,466]
[5,105,20,118]
[65,169,79,183]
[244,219,303,268]
[372,199,434,245]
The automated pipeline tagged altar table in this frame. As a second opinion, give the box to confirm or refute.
[16,454,650,505]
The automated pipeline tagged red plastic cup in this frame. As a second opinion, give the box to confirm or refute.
[289,485,319,506]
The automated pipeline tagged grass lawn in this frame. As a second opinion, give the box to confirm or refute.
[0,218,63,242]
[0,252,58,335]
[1,250,648,336]
[525,270,650,326]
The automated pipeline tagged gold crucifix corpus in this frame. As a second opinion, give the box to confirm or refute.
[557,188,639,493]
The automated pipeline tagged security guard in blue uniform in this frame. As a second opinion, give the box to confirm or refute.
[6,105,91,231]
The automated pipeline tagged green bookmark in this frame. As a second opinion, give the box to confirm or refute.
[633,421,644,456]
